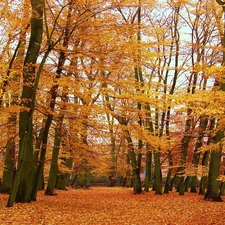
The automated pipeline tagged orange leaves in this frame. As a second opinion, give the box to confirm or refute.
[1,187,225,224]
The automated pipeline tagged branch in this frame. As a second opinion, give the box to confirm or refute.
[216,0,225,6]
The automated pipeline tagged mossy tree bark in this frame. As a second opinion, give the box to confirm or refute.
[199,151,210,195]
[199,119,215,195]
[126,132,142,194]
[7,0,44,207]
[204,85,224,201]
[45,115,64,195]
[204,0,225,202]
[1,127,16,194]
[204,135,223,202]
[56,157,73,190]
[154,151,162,195]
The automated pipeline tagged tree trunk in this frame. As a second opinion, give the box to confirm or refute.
[0,134,16,194]
[184,176,191,192]
[199,175,208,195]
[144,150,152,192]
[0,110,16,194]
[164,151,172,193]
[154,151,162,195]
[199,119,214,195]
[204,147,223,202]
[204,0,225,201]
[130,149,142,194]
[7,0,44,207]
[107,114,117,187]
[56,157,73,190]
[45,116,64,195]
[169,174,178,191]
[30,114,53,200]
[220,181,225,196]
[178,118,191,195]
[204,127,223,201]
[190,117,208,193]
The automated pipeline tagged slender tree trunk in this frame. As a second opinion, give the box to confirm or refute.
[154,151,162,194]
[133,152,142,194]
[30,113,53,200]
[126,132,142,194]
[106,114,117,187]
[144,149,152,192]
[178,109,192,195]
[169,174,178,191]
[56,157,73,190]
[199,150,210,195]
[144,104,154,192]
[189,117,208,193]
[164,151,173,193]
[130,1,142,194]
[199,119,215,195]
[45,115,64,195]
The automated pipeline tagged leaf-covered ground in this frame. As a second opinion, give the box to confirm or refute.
[0,187,225,224]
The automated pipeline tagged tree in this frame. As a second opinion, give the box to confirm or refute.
[0,0,30,194]
[203,0,225,202]
[1,0,225,207]
[7,0,44,207]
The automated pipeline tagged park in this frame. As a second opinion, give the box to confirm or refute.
[1,2,225,223]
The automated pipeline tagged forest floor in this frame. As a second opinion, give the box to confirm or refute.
[0,187,225,225]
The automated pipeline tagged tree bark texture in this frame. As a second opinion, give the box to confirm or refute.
[7,0,44,207]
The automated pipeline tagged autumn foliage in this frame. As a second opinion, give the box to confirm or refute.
[0,187,225,225]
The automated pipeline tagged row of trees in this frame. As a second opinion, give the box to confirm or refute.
[0,0,225,206]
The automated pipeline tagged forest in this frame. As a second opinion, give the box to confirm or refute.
[1,0,225,208]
